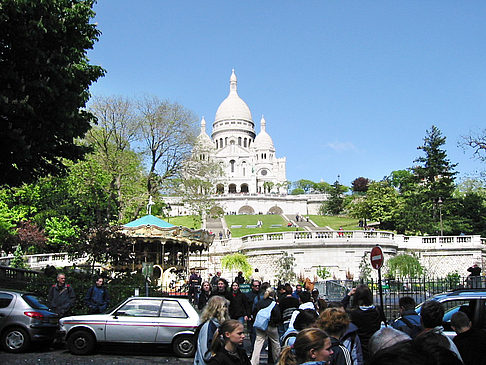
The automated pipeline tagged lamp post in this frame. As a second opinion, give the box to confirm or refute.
[438,197,443,236]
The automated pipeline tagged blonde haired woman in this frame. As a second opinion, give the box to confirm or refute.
[194,296,230,365]
[250,287,281,365]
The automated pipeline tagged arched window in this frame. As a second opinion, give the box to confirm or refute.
[220,138,223,148]
[230,140,235,145]
[240,184,249,193]
[242,161,246,176]
[230,160,235,173]
[225,137,228,146]
[215,140,218,149]
[229,184,237,193]
[216,184,224,194]
[238,137,242,146]
[244,138,247,147]
[248,140,251,147]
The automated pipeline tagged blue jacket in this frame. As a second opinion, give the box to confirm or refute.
[194,318,220,365]
[341,322,364,365]
[391,310,421,333]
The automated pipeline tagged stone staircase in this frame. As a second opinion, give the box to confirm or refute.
[282,214,320,230]
[205,216,227,239]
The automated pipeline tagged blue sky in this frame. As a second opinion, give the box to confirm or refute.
[88,1,486,186]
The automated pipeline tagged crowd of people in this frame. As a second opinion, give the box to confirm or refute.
[45,270,486,364]
[192,271,486,365]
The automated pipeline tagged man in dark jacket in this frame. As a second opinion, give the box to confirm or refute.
[451,311,486,365]
[48,273,75,317]
[229,282,249,324]
[279,285,299,332]
[391,296,422,338]
[85,277,109,314]
[245,280,262,348]
[210,278,232,301]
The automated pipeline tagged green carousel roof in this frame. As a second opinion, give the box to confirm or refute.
[124,214,175,228]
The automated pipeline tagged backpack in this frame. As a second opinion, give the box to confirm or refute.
[254,301,276,331]
[281,330,298,347]
[399,315,423,338]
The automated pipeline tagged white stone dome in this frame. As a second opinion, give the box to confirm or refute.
[254,116,274,150]
[196,117,214,148]
[215,70,252,123]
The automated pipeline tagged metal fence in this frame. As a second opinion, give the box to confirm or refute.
[317,276,486,323]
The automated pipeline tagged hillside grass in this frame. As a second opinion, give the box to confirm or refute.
[309,215,361,230]
[224,214,303,238]
[166,215,201,229]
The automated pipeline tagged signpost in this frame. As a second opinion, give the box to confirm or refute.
[370,245,387,326]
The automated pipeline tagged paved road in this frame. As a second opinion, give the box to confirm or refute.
[0,339,269,364]
[0,344,194,365]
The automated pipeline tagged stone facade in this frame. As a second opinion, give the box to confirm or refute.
[188,230,486,284]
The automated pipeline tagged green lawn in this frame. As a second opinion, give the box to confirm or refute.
[165,215,201,229]
[309,215,361,230]
[225,214,302,237]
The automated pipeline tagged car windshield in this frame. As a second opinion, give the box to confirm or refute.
[22,294,50,310]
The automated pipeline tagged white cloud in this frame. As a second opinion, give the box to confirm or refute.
[326,141,357,152]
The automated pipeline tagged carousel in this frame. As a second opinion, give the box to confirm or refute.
[120,213,214,291]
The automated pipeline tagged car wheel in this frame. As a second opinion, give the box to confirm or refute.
[2,327,31,353]
[172,334,195,358]
[67,329,96,355]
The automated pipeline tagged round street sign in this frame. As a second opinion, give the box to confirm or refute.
[370,246,384,270]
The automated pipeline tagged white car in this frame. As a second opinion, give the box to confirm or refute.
[60,296,199,357]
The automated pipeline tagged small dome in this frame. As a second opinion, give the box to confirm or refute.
[254,116,274,150]
[196,117,213,148]
[215,70,252,123]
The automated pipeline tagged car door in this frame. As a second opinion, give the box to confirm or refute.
[155,299,190,344]
[440,297,481,338]
[105,298,163,343]
[0,292,15,330]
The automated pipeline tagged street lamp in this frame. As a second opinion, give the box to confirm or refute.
[438,197,443,236]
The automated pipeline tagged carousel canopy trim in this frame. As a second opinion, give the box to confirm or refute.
[124,214,175,228]
[121,215,214,247]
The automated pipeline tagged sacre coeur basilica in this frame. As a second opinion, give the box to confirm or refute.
[165,70,485,283]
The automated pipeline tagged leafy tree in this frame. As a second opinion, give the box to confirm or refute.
[386,170,416,193]
[413,125,458,205]
[69,224,133,275]
[351,177,371,193]
[294,179,315,193]
[359,252,372,280]
[316,266,331,280]
[461,129,486,162]
[0,0,105,186]
[349,181,400,230]
[86,96,145,221]
[137,97,198,197]
[314,181,332,193]
[386,253,424,278]
[44,216,80,250]
[291,188,305,195]
[263,181,275,193]
[14,220,47,254]
[220,253,253,281]
[276,252,296,284]
[11,245,27,269]
[321,180,345,215]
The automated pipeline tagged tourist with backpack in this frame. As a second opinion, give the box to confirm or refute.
[194,296,230,365]
[316,308,353,365]
[84,277,109,314]
[48,273,75,317]
[341,285,383,363]
[391,296,423,338]
[250,287,281,365]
